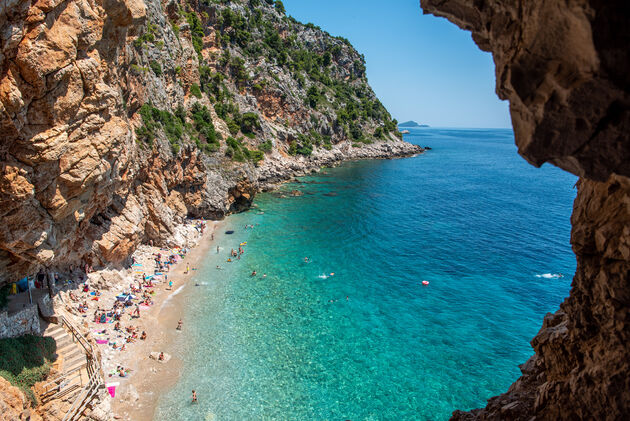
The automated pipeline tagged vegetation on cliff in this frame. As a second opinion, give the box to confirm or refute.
[0,335,56,404]
[128,0,401,161]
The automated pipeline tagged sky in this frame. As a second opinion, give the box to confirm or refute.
[281,0,511,128]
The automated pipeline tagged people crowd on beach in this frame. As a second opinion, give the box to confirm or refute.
[61,219,207,382]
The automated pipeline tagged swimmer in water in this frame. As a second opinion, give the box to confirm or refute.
[251,270,257,276]
[262,273,267,278]
[304,257,309,263]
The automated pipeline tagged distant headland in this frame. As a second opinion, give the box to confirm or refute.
[398,120,430,128]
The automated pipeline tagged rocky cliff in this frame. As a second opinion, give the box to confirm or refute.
[0,0,421,284]
[420,0,630,419]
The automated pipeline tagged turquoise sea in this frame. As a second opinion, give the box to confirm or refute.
[154,128,577,420]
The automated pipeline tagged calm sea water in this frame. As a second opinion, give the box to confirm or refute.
[154,128,577,420]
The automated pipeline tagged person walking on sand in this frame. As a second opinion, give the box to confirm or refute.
[192,390,197,403]
[177,319,183,330]
[185,264,190,274]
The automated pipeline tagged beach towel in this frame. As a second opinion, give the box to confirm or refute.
[106,382,119,398]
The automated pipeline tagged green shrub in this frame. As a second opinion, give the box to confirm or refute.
[374,126,384,139]
[226,118,240,136]
[186,12,205,58]
[130,64,148,75]
[133,23,157,48]
[149,60,162,76]
[0,335,56,405]
[239,112,260,134]
[136,103,183,149]
[191,102,218,145]
[288,140,297,155]
[275,0,286,14]
[306,86,321,108]
[248,149,264,163]
[259,140,272,152]
[190,83,202,98]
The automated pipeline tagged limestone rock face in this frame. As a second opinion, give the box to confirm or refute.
[420,0,630,419]
[0,375,42,421]
[0,0,420,284]
[421,0,630,181]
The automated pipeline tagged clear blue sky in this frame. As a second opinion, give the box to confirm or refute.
[282,0,511,128]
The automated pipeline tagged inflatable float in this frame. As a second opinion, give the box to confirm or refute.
[422,280,429,286]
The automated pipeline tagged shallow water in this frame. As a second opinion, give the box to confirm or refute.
[155,128,577,420]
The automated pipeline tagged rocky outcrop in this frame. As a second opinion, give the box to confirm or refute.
[421,0,630,182]
[0,376,42,421]
[0,0,420,284]
[420,1,630,419]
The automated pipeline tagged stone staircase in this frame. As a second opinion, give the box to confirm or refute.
[40,323,88,403]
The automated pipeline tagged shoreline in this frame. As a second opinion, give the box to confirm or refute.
[108,148,423,420]
[110,221,224,420]
[51,148,423,421]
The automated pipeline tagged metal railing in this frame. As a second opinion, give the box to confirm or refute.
[58,315,104,421]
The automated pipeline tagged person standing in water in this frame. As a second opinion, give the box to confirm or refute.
[192,390,197,403]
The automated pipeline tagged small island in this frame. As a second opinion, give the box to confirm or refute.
[398,120,430,128]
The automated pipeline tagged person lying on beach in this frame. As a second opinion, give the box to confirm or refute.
[69,291,79,301]
[114,322,121,331]
[140,331,147,340]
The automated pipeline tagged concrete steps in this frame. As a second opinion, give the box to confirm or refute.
[40,322,92,406]
[43,323,87,374]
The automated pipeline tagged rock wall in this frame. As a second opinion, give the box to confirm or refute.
[0,305,40,339]
[420,0,630,419]
[0,0,421,285]
[421,0,629,181]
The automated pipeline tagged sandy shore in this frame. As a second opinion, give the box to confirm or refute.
[105,220,224,421]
